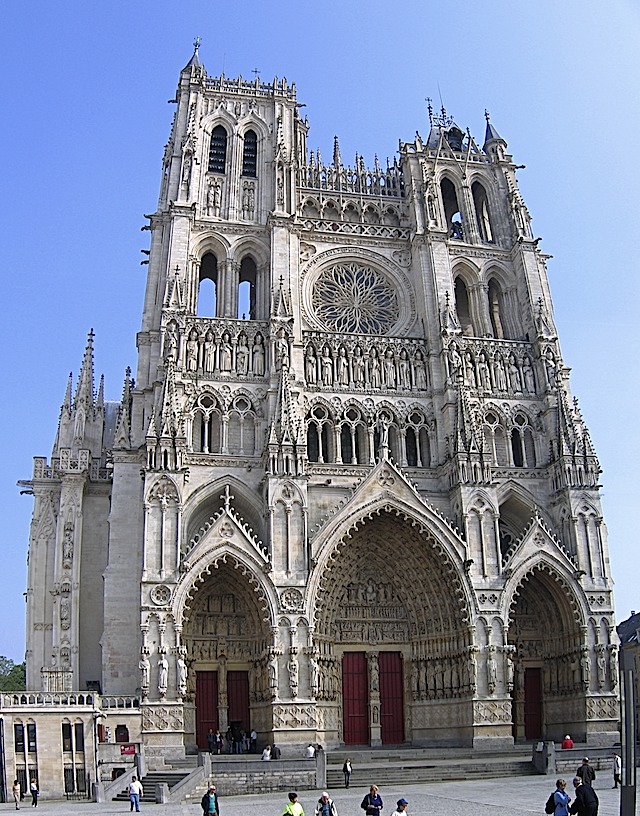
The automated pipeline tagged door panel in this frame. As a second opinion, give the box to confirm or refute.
[196,671,218,749]
[379,652,404,744]
[342,652,369,745]
[524,667,542,739]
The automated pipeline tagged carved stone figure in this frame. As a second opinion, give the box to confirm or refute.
[287,650,298,697]
[275,329,290,371]
[383,349,397,388]
[508,353,521,392]
[305,346,318,384]
[581,647,590,688]
[252,334,265,375]
[139,649,150,692]
[398,349,410,388]
[236,335,249,375]
[414,350,427,390]
[176,653,188,696]
[186,330,199,372]
[368,348,381,388]
[337,347,349,385]
[203,330,215,374]
[321,347,333,386]
[164,323,178,363]
[463,352,477,387]
[478,351,491,390]
[158,652,169,695]
[219,332,232,372]
[352,346,365,385]
[597,647,606,689]
[494,355,507,390]
[522,356,535,393]
[486,647,497,694]
[62,522,73,568]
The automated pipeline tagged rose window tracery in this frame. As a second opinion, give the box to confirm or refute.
[311,263,399,334]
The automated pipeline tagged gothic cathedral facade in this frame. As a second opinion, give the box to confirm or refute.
[20,46,618,765]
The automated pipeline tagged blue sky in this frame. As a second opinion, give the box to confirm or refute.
[1,1,639,663]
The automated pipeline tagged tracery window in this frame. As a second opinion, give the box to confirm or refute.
[483,411,508,466]
[339,406,368,464]
[511,413,536,468]
[198,252,218,317]
[228,396,257,456]
[208,125,228,174]
[242,129,257,177]
[405,411,431,467]
[454,277,475,336]
[192,394,223,454]
[440,177,463,239]
[306,405,333,463]
[472,181,493,242]
[311,263,399,335]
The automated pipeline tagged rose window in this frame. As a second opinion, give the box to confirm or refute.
[311,262,399,334]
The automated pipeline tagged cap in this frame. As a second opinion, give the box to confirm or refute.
[209,785,216,790]
[583,757,589,762]
[397,799,409,807]
[322,792,330,798]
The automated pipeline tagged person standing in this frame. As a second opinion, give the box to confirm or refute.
[391,799,409,816]
[342,758,353,788]
[128,775,143,812]
[570,777,598,816]
[201,784,220,816]
[271,743,282,759]
[29,779,38,808]
[576,758,596,787]
[283,791,305,816]
[361,785,383,816]
[12,779,21,810]
[214,730,223,754]
[250,728,257,753]
[315,792,338,816]
[552,779,571,816]
[207,729,215,754]
[612,753,621,788]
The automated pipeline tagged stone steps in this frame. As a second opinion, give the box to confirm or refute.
[112,771,191,803]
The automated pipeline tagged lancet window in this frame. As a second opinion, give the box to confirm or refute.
[487,278,507,339]
[238,256,257,319]
[241,129,258,177]
[483,411,508,466]
[338,406,368,464]
[472,181,493,242]
[208,125,228,174]
[198,252,218,317]
[227,396,257,456]
[454,277,475,336]
[440,177,463,239]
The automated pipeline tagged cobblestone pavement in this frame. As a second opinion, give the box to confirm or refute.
[8,775,633,816]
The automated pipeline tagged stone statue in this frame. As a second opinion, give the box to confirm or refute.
[369,656,379,691]
[414,350,427,390]
[597,647,606,689]
[337,347,349,385]
[176,653,187,696]
[203,330,215,374]
[219,332,232,372]
[383,349,397,388]
[139,650,150,693]
[164,323,178,363]
[321,347,333,386]
[268,651,278,695]
[158,653,169,695]
[305,346,318,384]
[581,647,590,688]
[186,330,199,372]
[62,523,73,568]
[287,650,298,697]
[309,652,319,695]
[486,647,497,694]
[368,348,381,388]
[463,352,477,387]
[275,329,290,371]
[494,355,507,391]
[522,356,535,393]
[236,335,249,376]
[352,346,365,385]
[398,349,410,388]
[252,334,265,376]
[508,353,521,392]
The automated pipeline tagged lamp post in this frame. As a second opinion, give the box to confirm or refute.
[619,644,636,816]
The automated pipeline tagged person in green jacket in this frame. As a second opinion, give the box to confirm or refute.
[284,792,304,816]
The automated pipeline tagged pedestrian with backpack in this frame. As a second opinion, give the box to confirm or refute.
[546,779,570,816]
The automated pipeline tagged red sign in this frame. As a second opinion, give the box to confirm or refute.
[120,744,136,755]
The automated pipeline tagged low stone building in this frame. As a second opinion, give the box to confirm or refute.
[6,44,618,799]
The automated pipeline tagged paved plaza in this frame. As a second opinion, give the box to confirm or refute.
[9,775,632,815]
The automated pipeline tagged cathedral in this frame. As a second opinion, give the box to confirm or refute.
[8,43,619,795]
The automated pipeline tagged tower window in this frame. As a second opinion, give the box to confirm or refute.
[208,126,228,174]
[440,178,463,239]
[238,257,257,319]
[472,181,493,242]
[242,129,257,177]
[198,252,218,317]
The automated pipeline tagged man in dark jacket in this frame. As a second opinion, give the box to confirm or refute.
[570,777,598,816]
[576,758,596,786]
[201,785,220,816]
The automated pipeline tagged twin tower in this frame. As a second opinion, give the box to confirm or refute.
[19,43,617,779]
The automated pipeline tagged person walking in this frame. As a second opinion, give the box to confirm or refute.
[576,758,596,787]
[342,758,352,788]
[12,779,21,810]
[570,777,598,816]
[361,785,383,816]
[128,775,143,812]
[29,779,38,808]
[201,784,220,816]
[315,791,338,816]
[552,779,571,816]
[283,791,305,816]
[612,753,621,788]
[391,799,409,816]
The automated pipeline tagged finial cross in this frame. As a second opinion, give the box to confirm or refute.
[193,37,201,52]
[221,485,234,511]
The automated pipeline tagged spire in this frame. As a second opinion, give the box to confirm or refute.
[113,367,133,449]
[483,109,507,150]
[183,37,203,71]
[73,329,95,412]
[332,135,342,169]
[96,374,105,410]
[62,372,73,415]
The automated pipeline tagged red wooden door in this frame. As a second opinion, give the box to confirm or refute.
[196,671,218,749]
[524,667,543,739]
[342,652,369,745]
[228,671,250,731]
[379,652,404,744]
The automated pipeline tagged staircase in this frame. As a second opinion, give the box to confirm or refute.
[325,746,538,788]
[113,768,194,804]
